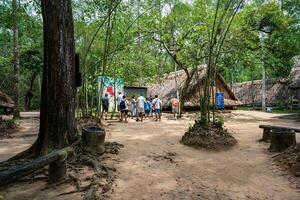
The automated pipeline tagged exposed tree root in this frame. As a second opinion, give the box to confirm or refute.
[181,120,237,150]
[0,140,124,199]
[63,140,123,198]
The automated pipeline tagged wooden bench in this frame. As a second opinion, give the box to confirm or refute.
[259,125,300,142]
[0,147,73,186]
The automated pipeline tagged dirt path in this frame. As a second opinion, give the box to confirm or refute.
[0,112,39,162]
[106,111,300,200]
[0,111,300,199]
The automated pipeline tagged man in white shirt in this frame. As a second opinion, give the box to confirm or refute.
[137,94,145,122]
[152,95,162,121]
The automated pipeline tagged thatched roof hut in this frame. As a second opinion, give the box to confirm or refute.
[148,65,240,108]
[233,79,290,106]
[289,56,300,108]
[289,56,300,89]
[0,90,14,109]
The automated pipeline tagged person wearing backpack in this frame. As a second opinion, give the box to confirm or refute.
[152,95,162,121]
[101,93,110,120]
[144,98,151,118]
[120,95,129,123]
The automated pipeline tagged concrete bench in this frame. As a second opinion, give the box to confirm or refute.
[259,125,300,142]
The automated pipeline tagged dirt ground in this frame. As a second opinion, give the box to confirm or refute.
[1,111,300,200]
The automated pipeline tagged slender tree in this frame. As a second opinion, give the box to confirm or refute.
[12,0,20,119]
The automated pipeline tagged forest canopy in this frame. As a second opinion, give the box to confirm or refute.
[0,0,299,111]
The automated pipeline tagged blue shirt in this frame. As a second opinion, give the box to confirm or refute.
[144,100,151,111]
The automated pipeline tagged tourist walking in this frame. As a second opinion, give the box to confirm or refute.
[144,98,151,118]
[120,95,129,123]
[131,95,137,119]
[171,96,180,120]
[101,93,110,120]
[149,95,154,118]
[137,94,145,122]
[117,91,123,121]
[152,95,162,121]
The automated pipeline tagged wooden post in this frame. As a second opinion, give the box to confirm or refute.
[259,127,271,142]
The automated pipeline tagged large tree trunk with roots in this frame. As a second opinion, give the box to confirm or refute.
[12,0,20,119]
[12,0,79,159]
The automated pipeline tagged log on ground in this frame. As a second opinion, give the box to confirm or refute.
[0,147,73,186]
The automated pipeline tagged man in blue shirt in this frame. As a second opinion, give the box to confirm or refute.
[144,98,151,118]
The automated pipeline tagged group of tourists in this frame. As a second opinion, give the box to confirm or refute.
[101,92,180,123]
[130,94,163,122]
[117,92,162,123]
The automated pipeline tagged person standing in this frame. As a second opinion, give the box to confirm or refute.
[117,91,123,121]
[137,94,145,122]
[144,97,151,118]
[131,95,137,119]
[120,95,129,123]
[101,93,110,120]
[152,95,162,121]
[149,95,154,118]
[171,96,180,120]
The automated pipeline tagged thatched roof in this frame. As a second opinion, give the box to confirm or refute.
[233,79,290,106]
[0,90,14,108]
[148,65,241,108]
[289,56,300,89]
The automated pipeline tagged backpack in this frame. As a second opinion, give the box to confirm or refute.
[145,101,151,110]
[120,100,126,110]
[102,97,109,106]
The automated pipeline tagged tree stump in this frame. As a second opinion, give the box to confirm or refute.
[82,126,106,154]
[259,127,271,142]
[269,128,296,152]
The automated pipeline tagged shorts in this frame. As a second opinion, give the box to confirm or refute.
[155,109,161,114]
[172,107,179,113]
[121,110,128,115]
[117,105,121,112]
[103,105,109,112]
[145,110,150,115]
[138,107,144,113]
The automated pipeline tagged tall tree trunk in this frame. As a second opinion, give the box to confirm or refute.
[12,0,20,119]
[297,90,300,109]
[24,74,37,111]
[251,69,255,108]
[262,65,266,111]
[137,0,143,86]
[30,0,78,157]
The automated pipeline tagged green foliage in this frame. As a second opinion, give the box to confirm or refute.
[0,0,42,111]
[219,0,300,83]
[0,0,299,112]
